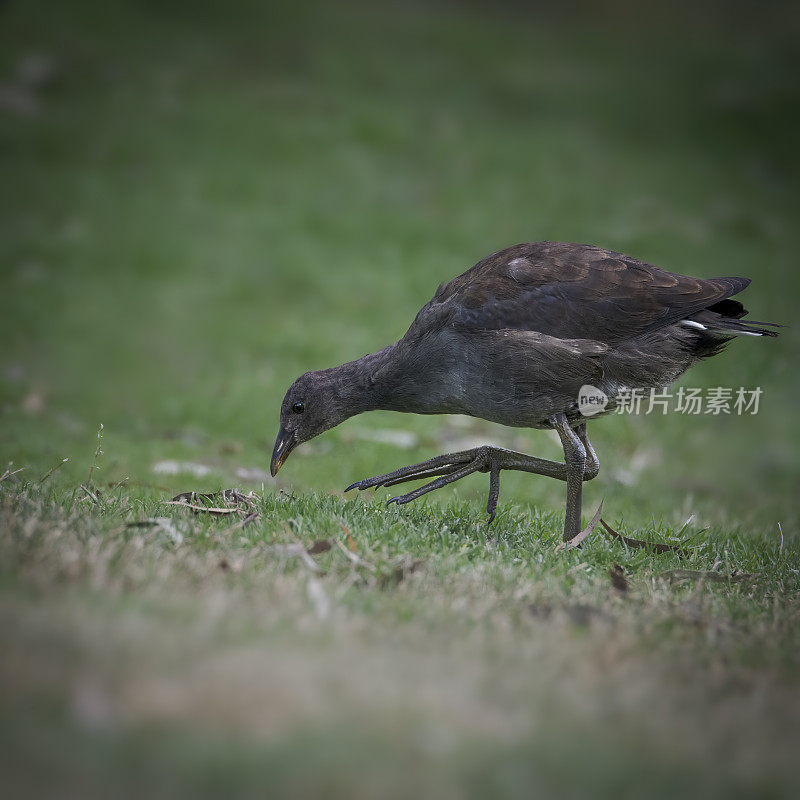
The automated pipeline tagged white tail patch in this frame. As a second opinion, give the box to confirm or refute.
[682,318,764,336]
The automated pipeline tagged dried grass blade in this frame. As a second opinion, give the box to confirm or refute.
[557,499,604,550]
[600,519,691,558]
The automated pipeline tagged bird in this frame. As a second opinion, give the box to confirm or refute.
[270,241,778,542]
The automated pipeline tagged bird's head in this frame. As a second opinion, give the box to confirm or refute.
[270,369,355,476]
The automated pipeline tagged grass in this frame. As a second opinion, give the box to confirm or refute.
[2,478,799,797]
[1,0,799,796]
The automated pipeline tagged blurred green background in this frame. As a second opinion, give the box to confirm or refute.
[2,0,799,529]
[1,2,800,797]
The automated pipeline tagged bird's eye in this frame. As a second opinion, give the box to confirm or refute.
[292,401,305,414]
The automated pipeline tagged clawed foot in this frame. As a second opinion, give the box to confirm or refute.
[345,419,600,543]
[345,435,602,544]
[345,447,511,523]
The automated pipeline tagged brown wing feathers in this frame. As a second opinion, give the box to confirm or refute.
[422,242,757,345]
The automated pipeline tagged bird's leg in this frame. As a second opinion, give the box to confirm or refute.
[576,422,599,480]
[486,461,500,522]
[345,437,599,528]
[551,414,587,542]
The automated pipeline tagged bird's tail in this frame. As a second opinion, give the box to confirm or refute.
[681,317,781,337]
[682,295,781,338]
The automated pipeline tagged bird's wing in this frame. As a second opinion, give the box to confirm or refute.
[406,242,750,345]
[471,329,609,388]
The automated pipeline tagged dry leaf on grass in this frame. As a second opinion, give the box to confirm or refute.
[556,499,604,550]
[609,563,629,593]
[163,501,239,515]
[600,519,691,558]
[166,489,256,515]
[307,540,332,555]
[339,522,358,552]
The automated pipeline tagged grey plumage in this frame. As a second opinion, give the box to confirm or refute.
[271,242,778,542]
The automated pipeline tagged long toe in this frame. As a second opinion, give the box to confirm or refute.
[381,464,463,488]
[344,473,401,492]
[386,462,480,507]
[344,451,477,494]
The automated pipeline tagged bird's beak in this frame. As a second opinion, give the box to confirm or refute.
[270,427,297,477]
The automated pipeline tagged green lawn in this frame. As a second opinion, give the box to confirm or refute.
[1,1,799,797]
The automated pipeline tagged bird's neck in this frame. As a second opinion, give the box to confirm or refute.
[321,345,401,416]
[325,342,454,418]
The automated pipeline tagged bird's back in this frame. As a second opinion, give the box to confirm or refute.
[408,241,754,345]
[392,242,776,427]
